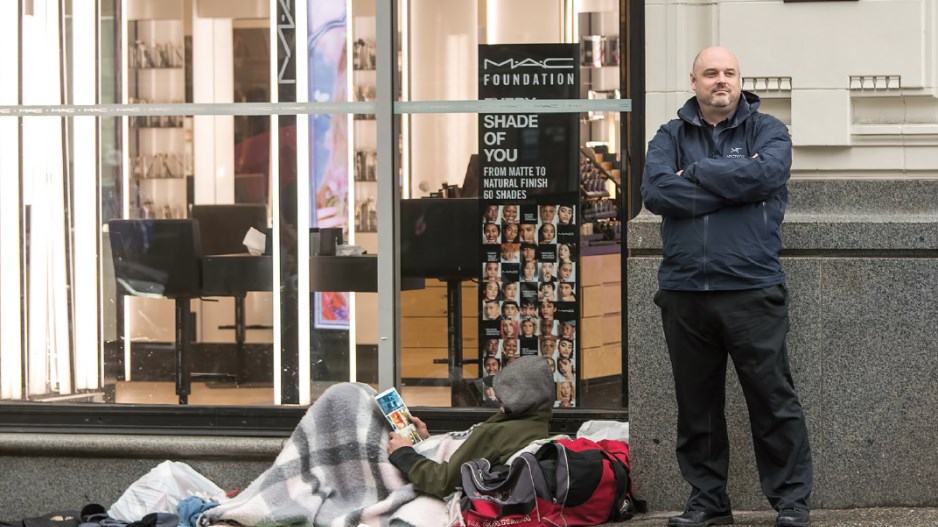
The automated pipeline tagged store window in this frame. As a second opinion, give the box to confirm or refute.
[392,0,627,409]
[0,0,631,425]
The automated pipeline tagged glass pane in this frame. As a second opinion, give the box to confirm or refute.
[400,0,622,102]
[394,0,626,410]
[8,0,315,406]
[0,114,282,406]
[398,111,623,409]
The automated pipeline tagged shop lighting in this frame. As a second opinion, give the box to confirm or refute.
[23,0,72,397]
[270,6,283,404]
[0,0,22,400]
[120,0,132,381]
[72,0,101,391]
[296,0,311,404]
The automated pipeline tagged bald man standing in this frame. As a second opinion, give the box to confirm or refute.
[641,47,813,527]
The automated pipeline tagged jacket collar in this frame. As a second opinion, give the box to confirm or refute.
[678,90,761,128]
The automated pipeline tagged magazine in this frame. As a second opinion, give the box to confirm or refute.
[375,387,423,443]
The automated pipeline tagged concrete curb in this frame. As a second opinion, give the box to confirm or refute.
[609,507,938,527]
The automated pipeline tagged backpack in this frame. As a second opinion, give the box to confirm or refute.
[459,437,645,527]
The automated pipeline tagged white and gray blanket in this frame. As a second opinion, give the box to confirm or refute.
[199,383,469,527]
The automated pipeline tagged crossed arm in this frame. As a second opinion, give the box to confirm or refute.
[641,117,792,219]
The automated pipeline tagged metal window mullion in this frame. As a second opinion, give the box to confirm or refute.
[376,0,400,391]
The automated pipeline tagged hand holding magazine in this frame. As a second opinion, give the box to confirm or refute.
[375,387,423,443]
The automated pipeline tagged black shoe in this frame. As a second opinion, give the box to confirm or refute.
[776,508,810,527]
[667,510,734,527]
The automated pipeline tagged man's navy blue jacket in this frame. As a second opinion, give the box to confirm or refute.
[641,91,791,291]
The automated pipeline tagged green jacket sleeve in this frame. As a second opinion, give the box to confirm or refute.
[387,410,551,499]
[391,424,498,499]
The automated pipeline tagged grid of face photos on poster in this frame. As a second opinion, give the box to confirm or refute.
[480,202,579,408]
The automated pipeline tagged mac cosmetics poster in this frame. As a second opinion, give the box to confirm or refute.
[478,44,580,408]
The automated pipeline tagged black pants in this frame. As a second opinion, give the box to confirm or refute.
[654,286,813,513]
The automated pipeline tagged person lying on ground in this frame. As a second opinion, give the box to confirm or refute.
[386,355,555,498]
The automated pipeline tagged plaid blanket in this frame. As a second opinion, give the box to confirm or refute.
[200,383,466,527]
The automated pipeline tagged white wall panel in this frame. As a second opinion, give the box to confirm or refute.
[409,0,478,196]
[719,1,929,90]
[487,0,563,44]
[791,89,850,146]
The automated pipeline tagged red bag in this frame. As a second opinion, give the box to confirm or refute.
[459,437,644,527]
[549,437,644,524]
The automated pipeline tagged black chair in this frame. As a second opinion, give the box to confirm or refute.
[191,204,270,382]
[190,204,267,257]
[109,219,203,404]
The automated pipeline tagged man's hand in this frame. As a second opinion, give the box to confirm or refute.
[387,432,414,455]
[411,416,430,440]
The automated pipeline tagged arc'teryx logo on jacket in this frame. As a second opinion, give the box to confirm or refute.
[641,92,791,291]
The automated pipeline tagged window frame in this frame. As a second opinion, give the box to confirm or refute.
[0,0,641,434]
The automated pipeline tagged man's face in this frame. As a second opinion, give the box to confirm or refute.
[521,302,537,318]
[691,47,741,114]
[484,205,499,221]
[540,205,556,223]
[484,357,500,375]
[520,224,536,242]
[485,339,499,355]
[485,301,500,319]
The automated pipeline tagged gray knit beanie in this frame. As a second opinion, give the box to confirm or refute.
[492,356,554,415]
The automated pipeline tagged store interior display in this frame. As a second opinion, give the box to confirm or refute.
[95,0,628,407]
[351,14,379,235]
[127,17,188,221]
[577,3,622,251]
[579,145,621,247]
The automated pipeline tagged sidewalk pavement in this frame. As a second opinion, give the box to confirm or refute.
[608,508,938,527]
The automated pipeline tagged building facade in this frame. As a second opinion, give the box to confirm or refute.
[1,0,936,517]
